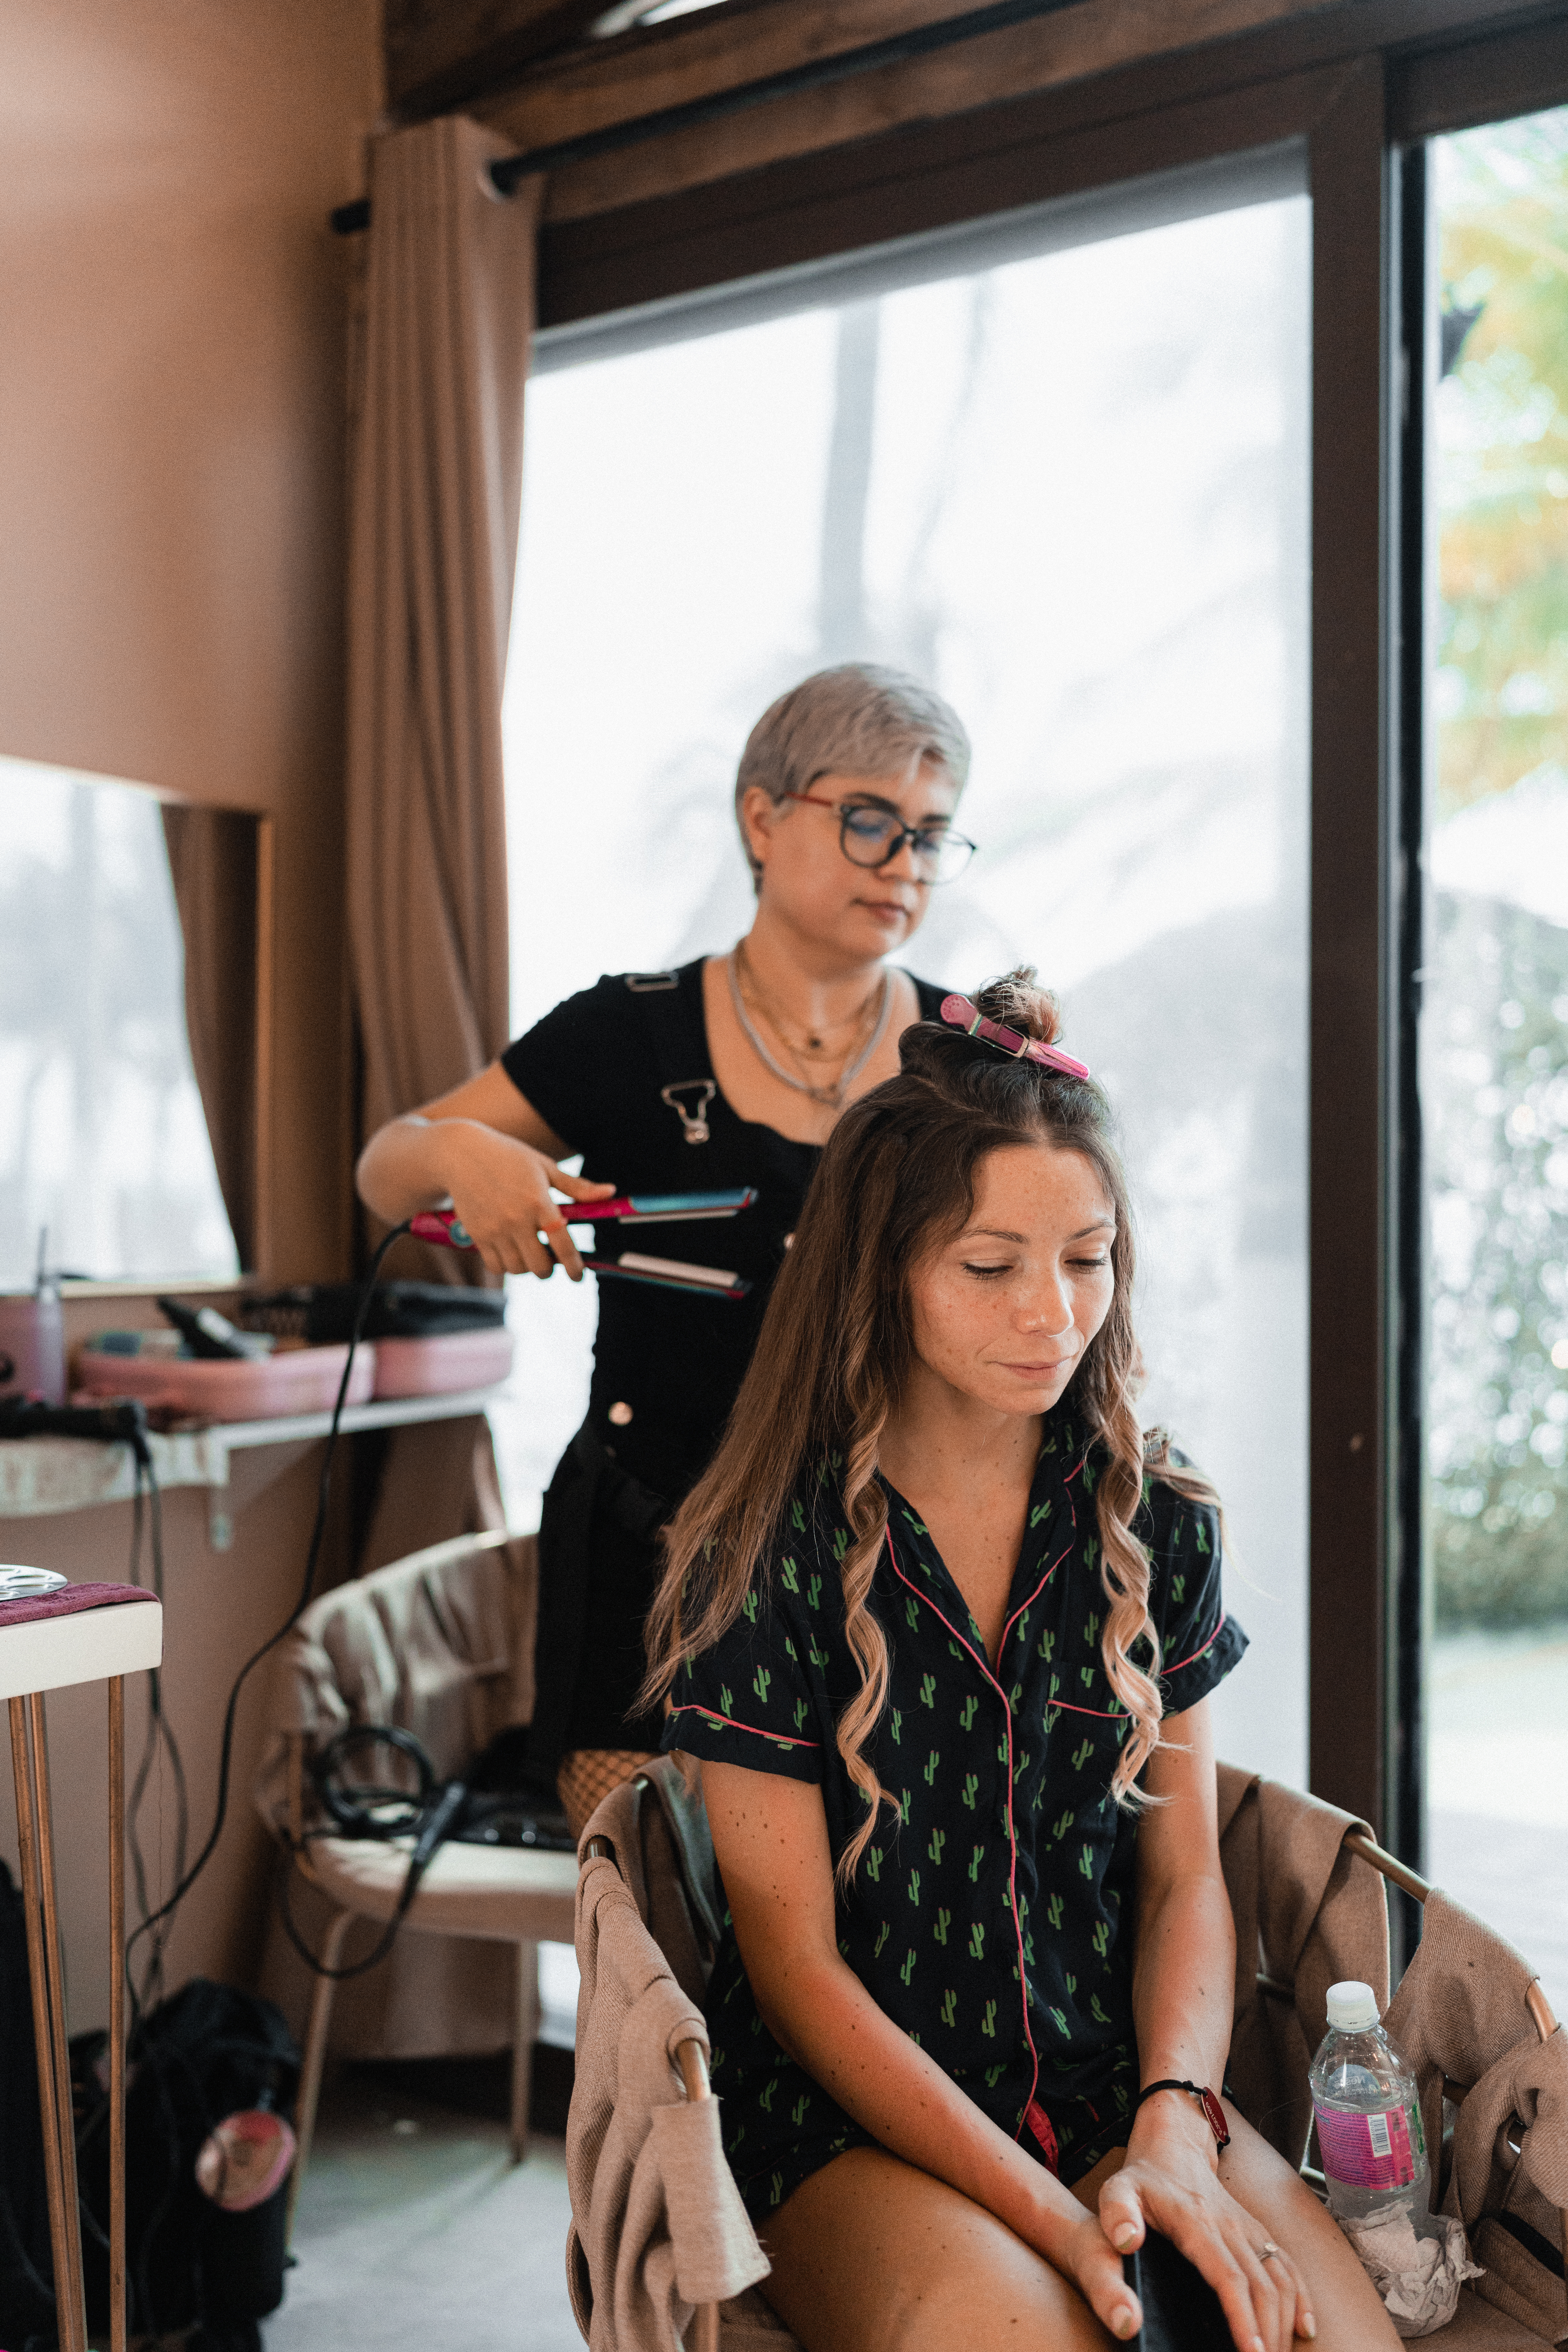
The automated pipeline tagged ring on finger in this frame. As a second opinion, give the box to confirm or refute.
[1256,2241,1285,2263]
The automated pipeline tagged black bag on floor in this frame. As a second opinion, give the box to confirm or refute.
[0,1859,55,2352]
[75,1977,301,2352]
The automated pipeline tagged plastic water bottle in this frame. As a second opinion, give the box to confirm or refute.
[1309,1980,1431,2228]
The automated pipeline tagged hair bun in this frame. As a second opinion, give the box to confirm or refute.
[973,968,1063,1048]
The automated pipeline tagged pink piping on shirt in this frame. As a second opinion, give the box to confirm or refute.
[1000,1536,1074,1653]
[883,1528,1045,2158]
[667,1701,819,1750]
[1029,1618,1229,1728]
[1162,1615,1227,1680]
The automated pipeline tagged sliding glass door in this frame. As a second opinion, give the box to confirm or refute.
[494,151,1312,1787]
[1417,103,1568,2009]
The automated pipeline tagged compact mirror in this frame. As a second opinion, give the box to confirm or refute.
[0,1567,69,1603]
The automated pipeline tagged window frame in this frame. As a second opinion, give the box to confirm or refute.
[521,7,1568,1849]
[1383,19,1568,1915]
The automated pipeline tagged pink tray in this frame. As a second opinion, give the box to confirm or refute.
[371,1328,514,1400]
[75,1343,377,1421]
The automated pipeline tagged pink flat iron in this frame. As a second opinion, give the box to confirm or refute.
[591,1253,750,1300]
[409,1188,756,1251]
[406,1201,752,1300]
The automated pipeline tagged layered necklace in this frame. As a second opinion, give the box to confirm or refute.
[728,940,893,1109]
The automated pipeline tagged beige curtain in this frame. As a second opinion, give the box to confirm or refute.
[347,116,539,1162]
[162,804,261,1268]
[255,136,543,2061]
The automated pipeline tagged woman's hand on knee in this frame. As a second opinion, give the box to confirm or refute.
[1044,2207,1143,2343]
[1097,2129,1316,2352]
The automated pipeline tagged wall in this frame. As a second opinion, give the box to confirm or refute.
[0,0,382,2021]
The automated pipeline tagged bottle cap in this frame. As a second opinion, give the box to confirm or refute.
[1326,1980,1380,2030]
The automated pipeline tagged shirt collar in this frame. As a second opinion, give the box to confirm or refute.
[874,1395,1094,1642]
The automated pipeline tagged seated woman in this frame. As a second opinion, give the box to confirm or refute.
[640,975,1397,2352]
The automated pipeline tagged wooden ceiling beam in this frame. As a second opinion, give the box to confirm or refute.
[463,0,1556,226]
[386,0,649,120]
[517,0,1331,220]
[396,0,1082,129]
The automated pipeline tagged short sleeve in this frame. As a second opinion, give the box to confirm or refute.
[661,1582,825,1787]
[498,977,620,1159]
[1144,1475,1247,1717]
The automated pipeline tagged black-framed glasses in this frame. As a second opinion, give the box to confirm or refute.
[785,789,977,884]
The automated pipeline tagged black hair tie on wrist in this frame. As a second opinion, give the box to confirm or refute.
[1135,2079,1231,2149]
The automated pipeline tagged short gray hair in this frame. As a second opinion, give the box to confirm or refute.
[735,664,971,874]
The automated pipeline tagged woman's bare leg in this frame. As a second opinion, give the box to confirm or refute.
[759,2145,1116,2352]
[760,2105,1401,2352]
[1084,2103,1402,2351]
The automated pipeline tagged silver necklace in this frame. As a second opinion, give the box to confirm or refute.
[727,948,893,1108]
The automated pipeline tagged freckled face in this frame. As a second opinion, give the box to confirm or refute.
[906,1143,1117,1416]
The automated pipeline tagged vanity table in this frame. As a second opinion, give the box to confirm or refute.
[0,1384,508,1549]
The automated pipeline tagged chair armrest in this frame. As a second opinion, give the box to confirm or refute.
[675,2038,719,2352]
[584,1836,722,2352]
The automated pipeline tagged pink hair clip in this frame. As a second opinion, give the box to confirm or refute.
[940,993,1091,1081]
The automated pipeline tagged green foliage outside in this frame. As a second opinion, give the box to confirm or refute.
[1427,898,1568,1623]
[1429,110,1568,1625]
[1436,110,1568,822]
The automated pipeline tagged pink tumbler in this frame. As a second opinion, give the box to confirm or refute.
[0,1289,67,1405]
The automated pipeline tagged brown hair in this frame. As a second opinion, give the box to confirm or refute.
[641,970,1221,1884]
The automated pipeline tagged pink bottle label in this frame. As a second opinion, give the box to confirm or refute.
[1313,2101,1416,2191]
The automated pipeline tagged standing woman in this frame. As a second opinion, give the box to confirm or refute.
[356,665,975,1834]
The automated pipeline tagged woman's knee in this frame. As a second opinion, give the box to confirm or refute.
[760,2149,1115,2352]
[1216,2105,1403,2349]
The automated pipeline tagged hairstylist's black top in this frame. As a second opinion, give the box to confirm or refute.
[501,960,948,1763]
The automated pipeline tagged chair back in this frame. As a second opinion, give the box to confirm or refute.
[590,1760,721,2008]
[254,1528,536,1838]
[571,1769,775,2352]
[1216,1762,1391,2165]
[1384,1890,1567,2344]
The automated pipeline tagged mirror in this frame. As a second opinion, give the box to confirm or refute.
[0,755,267,1286]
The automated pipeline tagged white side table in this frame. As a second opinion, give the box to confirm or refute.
[1,1583,163,2352]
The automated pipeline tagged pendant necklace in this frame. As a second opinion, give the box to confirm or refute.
[728,945,893,1108]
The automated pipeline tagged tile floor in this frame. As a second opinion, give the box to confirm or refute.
[265,2053,582,2352]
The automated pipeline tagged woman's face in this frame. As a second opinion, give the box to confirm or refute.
[742,760,959,962]
[906,1142,1117,1419]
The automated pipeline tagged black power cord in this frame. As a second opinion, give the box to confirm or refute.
[125,1220,413,1989]
[276,1721,472,1981]
[126,1443,188,2014]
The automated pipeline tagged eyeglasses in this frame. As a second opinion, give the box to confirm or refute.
[784,789,977,885]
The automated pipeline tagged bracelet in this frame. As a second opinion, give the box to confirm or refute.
[1134,2078,1231,2149]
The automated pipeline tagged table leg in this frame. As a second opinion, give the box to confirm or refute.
[108,1674,127,2352]
[8,1695,87,2352]
[28,1690,89,2352]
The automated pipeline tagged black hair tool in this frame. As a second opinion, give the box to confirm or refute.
[155,1296,273,1362]
[1122,2231,1231,2350]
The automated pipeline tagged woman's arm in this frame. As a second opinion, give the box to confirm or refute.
[355,1062,617,1280]
[703,1759,1142,2342]
[1095,1702,1314,2351]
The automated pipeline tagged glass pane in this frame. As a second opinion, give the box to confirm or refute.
[1424,106,1568,2013]
[498,170,1311,1786]
[0,758,239,1285]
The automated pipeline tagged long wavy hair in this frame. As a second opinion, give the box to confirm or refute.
[641,971,1222,1885]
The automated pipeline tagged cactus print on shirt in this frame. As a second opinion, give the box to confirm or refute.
[660,1401,1246,2222]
